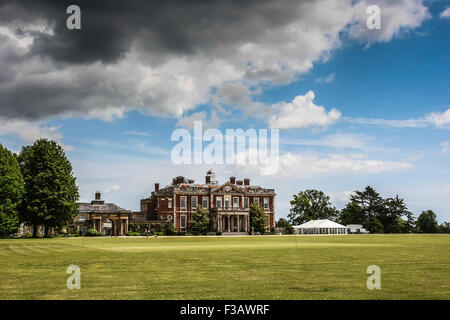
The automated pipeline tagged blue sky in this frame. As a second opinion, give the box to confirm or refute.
[0,0,449,222]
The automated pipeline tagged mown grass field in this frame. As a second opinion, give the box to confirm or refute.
[0,234,449,299]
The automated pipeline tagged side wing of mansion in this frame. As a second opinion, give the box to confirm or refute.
[71,170,275,235]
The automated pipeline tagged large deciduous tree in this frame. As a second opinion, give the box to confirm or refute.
[380,195,411,233]
[191,205,210,235]
[337,201,365,226]
[287,189,338,225]
[438,222,450,233]
[416,210,438,233]
[401,210,416,233]
[0,144,24,237]
[275,218,293,234]
[19,139,79,237]
[249,203,266,234]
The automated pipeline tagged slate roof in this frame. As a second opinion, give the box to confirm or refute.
[78,202,130,213]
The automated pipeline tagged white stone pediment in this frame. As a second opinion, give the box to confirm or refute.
[212,182,245,194]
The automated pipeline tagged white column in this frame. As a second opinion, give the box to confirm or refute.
[173,194,177,229]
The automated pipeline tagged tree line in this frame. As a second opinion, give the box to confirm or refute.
[277,187,449,234]
[0,140,79,237]
[2,139,448,237]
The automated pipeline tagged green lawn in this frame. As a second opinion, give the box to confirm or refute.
[0,234,449,299]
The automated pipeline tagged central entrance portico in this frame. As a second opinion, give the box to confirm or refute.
[216,212,249,233]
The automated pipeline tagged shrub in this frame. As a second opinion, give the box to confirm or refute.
[163,223,177,236]
[25,232,33,238]
[126,232,141,236]
[86,229,98,236]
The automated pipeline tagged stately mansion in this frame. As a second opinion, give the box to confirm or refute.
[71,170,276,235]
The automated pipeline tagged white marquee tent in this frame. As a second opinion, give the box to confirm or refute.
[293,219,347,235]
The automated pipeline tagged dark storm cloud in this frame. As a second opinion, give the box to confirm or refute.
[0,0,430,121]
[0,0,311,120]
[0,0,303,65]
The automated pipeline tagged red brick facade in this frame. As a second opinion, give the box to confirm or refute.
[140,170,276,233]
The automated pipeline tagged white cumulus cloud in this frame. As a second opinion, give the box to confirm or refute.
[426,109,450,128]
[268,91,341,130]
[440,7,450,19]
[271,152,413,177]
[0,117,73,151]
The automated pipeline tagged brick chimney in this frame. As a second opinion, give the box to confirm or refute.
[95,191,101,200]
[205,175,211,184]
[244,178,250,186]
[236,180,243,186]
[176,176,184,184]
[154,183,160,192]
[229,176,236,184]
[172,178,177,185]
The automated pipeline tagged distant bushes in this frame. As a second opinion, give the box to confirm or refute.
[86,229,104,237]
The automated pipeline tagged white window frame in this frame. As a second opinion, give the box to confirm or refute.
[168,198,173,209]
[191,196,198,210]
[180,196,187,211]
[253,197,260,204]
[216,197,222,208]
[225,195,231,209]
[202,197,209,209]
[180,214,187,228]
[233,197,239,208]
[264,197,269,211]
[244,197,249,209]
